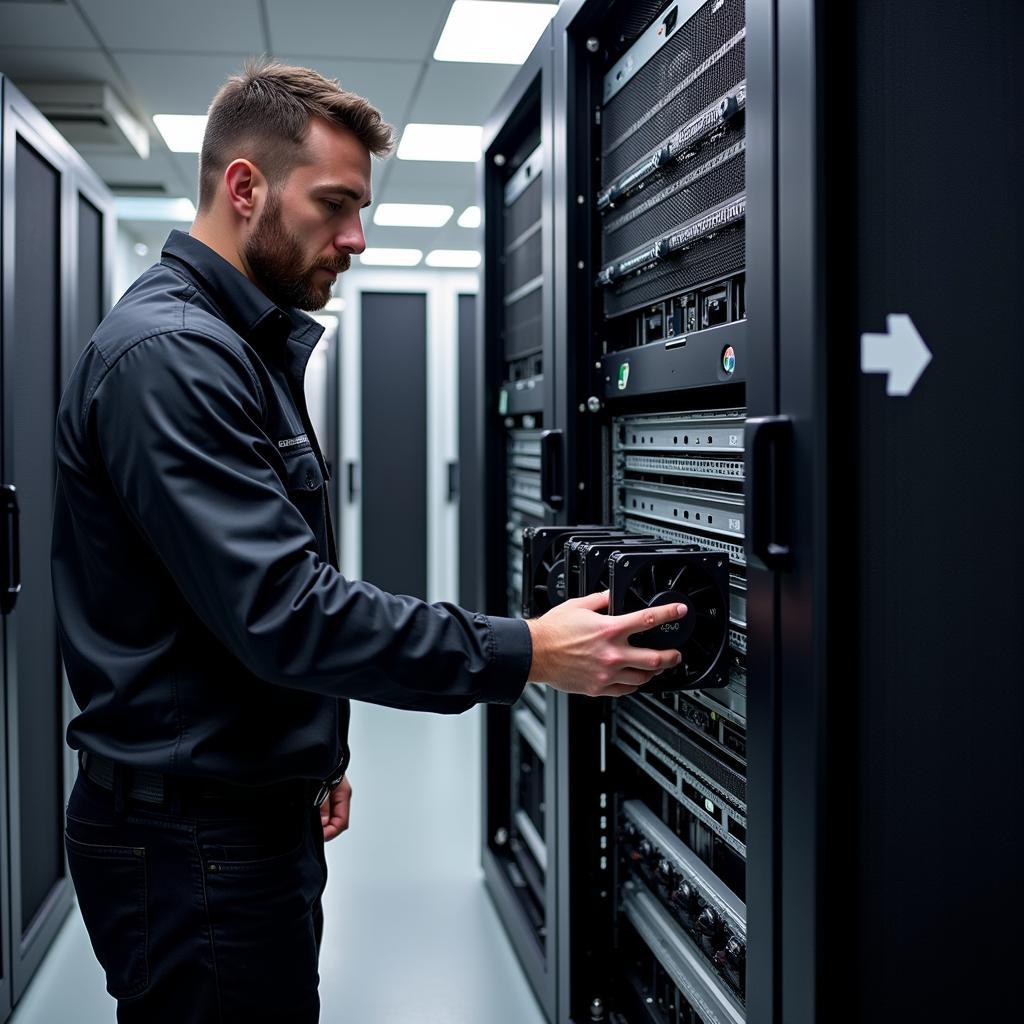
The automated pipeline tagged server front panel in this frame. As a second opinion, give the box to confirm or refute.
[550,3,751,1021]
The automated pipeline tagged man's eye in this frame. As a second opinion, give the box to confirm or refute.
[323,200,342,214]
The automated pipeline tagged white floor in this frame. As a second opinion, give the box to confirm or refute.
[10,702,545,1024]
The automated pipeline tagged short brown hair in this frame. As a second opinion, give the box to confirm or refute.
[197,59,394,211]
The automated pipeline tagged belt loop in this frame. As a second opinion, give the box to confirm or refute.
[112,762,126,816]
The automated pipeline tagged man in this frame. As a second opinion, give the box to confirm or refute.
[51,60,686,1023]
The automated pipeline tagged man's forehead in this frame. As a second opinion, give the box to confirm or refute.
[296,120,372,198]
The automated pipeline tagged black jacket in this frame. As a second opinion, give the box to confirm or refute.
[52,230,530,786]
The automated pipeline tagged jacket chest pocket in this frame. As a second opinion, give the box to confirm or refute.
[281,448,328,557]
[282,447,324,495]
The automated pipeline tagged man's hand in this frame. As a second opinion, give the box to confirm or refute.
[320,776,352,841]
[526,590,687,697]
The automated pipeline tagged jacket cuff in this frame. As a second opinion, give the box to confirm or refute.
[480,615,532,705]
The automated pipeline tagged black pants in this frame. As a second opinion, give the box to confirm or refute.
[65,769,328,1023]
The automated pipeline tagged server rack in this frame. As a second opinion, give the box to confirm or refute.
[477,25,561,1021]
[0,76,115,1022]
[549,3,772,1021]
[472,1,1024,1021]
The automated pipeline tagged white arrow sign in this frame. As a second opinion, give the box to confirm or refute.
[860,313,932,396]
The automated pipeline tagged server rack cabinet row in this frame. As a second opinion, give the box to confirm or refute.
[0,76,115,1022]
[476,25,563,1023]
[476,0,1024,1021]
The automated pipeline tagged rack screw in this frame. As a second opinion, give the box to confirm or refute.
[578,481,586,491]
[493,153,506,166]
[586,37,600,53]
[577,194,585,204]
[590,997,605,1020]
[577,260,585,269]
[587,396,602,413]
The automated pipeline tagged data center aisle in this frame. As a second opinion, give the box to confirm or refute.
[11,702,545,1024]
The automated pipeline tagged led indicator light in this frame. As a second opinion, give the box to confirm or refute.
[617,362,631,390]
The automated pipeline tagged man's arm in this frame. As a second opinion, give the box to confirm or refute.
[91,330,682,707]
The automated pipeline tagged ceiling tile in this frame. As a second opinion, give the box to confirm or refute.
[77,0,265,54]
[383,157,479,191]
[112,52,270,113]
[0,2,96,47]
[273,55,422,131]
[81,150,182,190]
[0,46,119,84]
[265,0,452,62]
[408,60,518,125]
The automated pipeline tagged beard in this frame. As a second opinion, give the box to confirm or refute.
[243,192,350,311]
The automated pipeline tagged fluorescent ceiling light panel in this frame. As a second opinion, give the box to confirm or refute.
[426,249,482,268]
[434,1,558,64]
[115,196,197,222]
[457,205,481,228]
[153,113,207,152]
[358,248,424,267]
[397,123,483,162]
[373,203,454,227]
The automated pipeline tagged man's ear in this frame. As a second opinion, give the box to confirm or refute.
[223,159,264,221]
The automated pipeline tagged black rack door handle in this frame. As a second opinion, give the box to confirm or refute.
[346,461,359,504]
[1,483,21,615]
[746,416,793,570]
[447,461,460,503]
[540,429,564,512]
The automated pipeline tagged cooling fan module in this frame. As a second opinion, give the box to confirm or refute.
[609,549,730,691]
[521,526,613,616]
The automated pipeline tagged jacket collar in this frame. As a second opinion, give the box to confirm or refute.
[160,230,324,351]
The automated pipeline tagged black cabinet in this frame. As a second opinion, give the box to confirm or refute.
[0,76,114,1021]
[476,25,561,1022]
[474,1,1024,1021]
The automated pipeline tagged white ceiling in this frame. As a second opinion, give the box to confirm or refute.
[0,0,549,256]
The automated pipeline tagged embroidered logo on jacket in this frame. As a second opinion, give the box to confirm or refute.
[277,434,310,449]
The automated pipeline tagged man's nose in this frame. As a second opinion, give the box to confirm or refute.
[336,221,365,256]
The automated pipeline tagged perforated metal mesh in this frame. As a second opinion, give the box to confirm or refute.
[503,174,542,241]
[602,133,745,263]
[603,227,744,317]
[504,229,543,295]
[602,0,745,160]
[504,287,543,358]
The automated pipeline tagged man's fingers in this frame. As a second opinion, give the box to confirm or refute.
[572,589,609,613]
[323,778,352,842]
[611,601,687,637]
[618,646,682,673]
[602,674,652,696]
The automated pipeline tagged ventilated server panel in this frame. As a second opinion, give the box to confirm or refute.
[584,4,751,1022]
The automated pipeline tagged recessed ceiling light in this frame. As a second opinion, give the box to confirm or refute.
[153,114,207,153]
[397,124,483,162]
[434,1,558,65]
[373,203,454,228]
[133,242,149,257]
[457,205,481,228]
[426,249,481,268]
[115,197,197,222]
[358,248,424,266]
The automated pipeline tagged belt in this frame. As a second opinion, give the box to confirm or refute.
[79,751,327,808]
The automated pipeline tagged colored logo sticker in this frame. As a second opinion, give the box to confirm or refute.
[721,345,736,375]
[617,361,631,391]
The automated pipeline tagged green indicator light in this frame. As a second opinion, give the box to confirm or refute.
[722,345,736,374]
[617,361,631,391]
